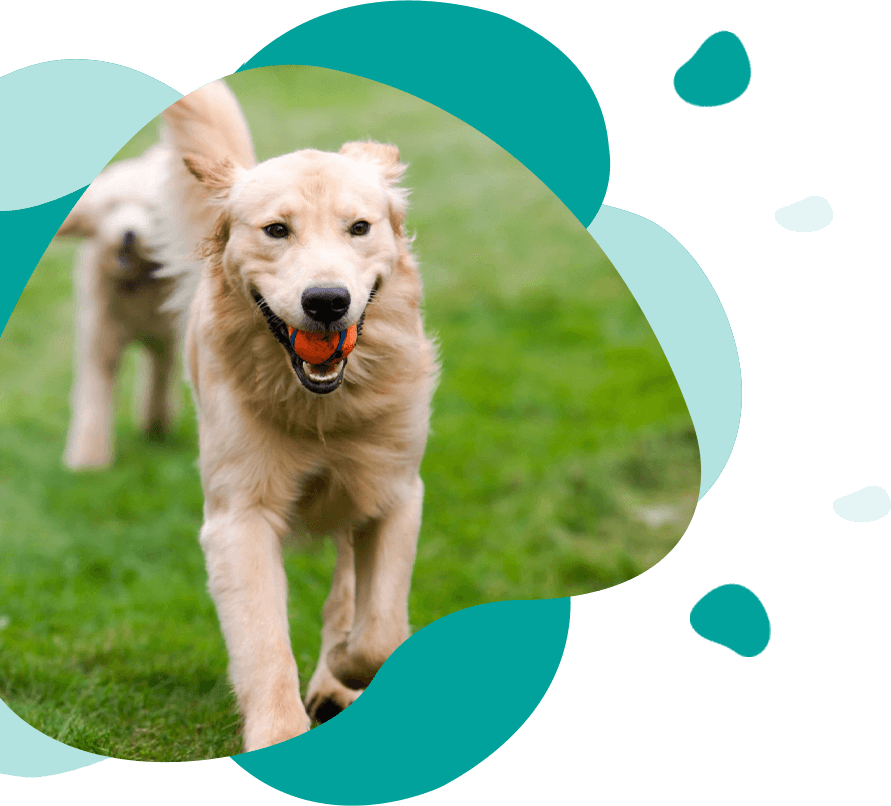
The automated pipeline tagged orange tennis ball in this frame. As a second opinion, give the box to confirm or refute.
[288,325,358,365]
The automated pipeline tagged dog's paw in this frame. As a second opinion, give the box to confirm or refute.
[243,711,311,753]
[305,673,363,724]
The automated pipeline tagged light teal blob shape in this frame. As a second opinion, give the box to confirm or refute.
[690,584,770,657]
[0,187,87,338]
[239,1,609,227]
[775,196,833,232]
[0,699,105,777]
[0,60,180,211]
[588,206,741,499]
[833,486,891,522]
[674,32,751,107]
[234,598,570,804]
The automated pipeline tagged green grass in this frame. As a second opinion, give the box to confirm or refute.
[0,66,699,760]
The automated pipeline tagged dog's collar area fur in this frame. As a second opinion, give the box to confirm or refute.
[252,285,377,395]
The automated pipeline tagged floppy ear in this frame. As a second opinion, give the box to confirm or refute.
[56,193,97,238]
[197,212,232,261]
[183,154,241,195]
[339,141,410,234]
[181,155,241,263]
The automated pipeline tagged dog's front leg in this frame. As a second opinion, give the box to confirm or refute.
[328,475,423,689]
[64,243,124,469]
[200,505,311,751]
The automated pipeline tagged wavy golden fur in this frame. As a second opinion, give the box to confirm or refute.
[160,80,438,751]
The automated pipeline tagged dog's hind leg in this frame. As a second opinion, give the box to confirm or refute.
[141,339,176,441]
[328,475,423,690]
[64,244,124,470]
[305,530,363,723]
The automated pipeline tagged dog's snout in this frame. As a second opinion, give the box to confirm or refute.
[122,230,137,249]
[301,287,351,325]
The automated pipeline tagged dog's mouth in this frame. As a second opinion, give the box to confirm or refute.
[292,355,347,394]
[117,236,163,293]
[252,285,377,396]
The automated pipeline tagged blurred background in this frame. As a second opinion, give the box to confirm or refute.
[0,66,699,760]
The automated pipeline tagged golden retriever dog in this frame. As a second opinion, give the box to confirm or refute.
[58,145,178,470]
[159,80,438,751]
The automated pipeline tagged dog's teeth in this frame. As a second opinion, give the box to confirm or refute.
[304,361,341,383]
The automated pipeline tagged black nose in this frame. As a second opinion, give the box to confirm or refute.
[122,230,136,249]
[301,286,351,325]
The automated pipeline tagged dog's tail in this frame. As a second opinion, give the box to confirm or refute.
[156,79,256,322]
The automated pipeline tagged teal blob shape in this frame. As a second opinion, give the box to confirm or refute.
[833,486,891,522]
[690,584,770,657]
[0,60,180,211]
[240,1,609,227]
[0,187,87,339]
[234,598,569,804]
[775,196,833,232]
[674,32,751,107]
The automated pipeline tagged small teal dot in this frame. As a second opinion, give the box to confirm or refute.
[775,196,833,232]
[690,584,770,657]
[833,486,891,522]
[674,32,751,107]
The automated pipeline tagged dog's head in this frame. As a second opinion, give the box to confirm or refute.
[186,141,409,394]
[58,148,165,290]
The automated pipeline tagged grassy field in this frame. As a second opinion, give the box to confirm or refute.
[0,66,699,761]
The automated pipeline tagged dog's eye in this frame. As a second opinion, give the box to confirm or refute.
[349,220,370,237]
[263,223,289,239]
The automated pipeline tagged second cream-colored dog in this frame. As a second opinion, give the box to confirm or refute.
[160,80,438,751]
[59,145,178,470]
